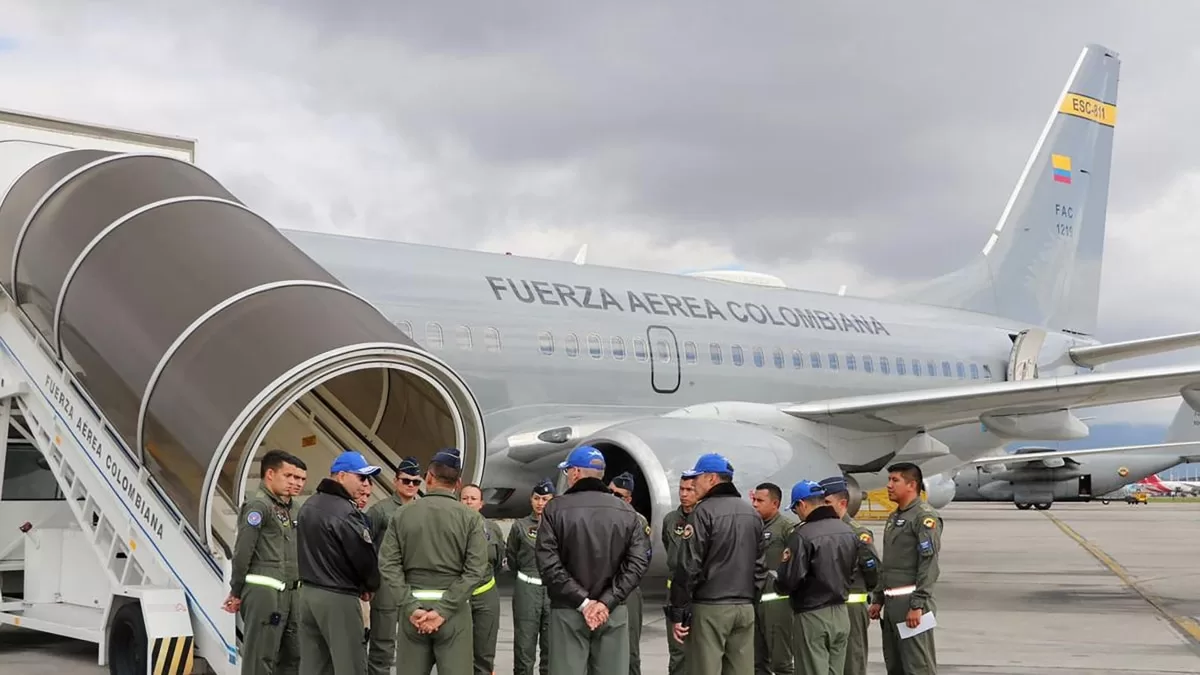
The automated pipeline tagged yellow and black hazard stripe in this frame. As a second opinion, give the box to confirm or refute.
[151,635,194,675]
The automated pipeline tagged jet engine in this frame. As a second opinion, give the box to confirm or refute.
[573,416,844,576]
[923,472,958,509]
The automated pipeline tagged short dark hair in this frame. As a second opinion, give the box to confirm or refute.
[887,462,924,489]
[754,483,782,504]
[460,483,482,497]
[261,449,306,478]
[428,461,461,485]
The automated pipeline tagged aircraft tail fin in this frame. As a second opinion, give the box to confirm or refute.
[894,44,1120,336]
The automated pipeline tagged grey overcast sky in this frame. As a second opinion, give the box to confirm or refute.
[1,1,1197,425]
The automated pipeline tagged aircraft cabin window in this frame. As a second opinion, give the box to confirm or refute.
[684,341,698,365]
[456,325,473,351]
[710,342,723,365]
[396,320,413,339]
[612,336,627,360]
[565,333,580,358]
[587,333,603,359]
[426,322,444,350]
[485,327,502,353]
[880,356,890,375]
[896,358,906,376]
[927,360,937,377]
[810,352,822,369]
[656,340,671,363]
[753,347,765,368]
[911,359,921,376]
[634,337,648,362]
[538,331,554,355]
[863,355,874,373]
[941,361,952,377]
[792,350,804,369]
[956,362,967,379]
[845,354,857,371]
[828,353,839,370]
[732,344,745,366]
[970,363,980,379]
[773,348,785,369]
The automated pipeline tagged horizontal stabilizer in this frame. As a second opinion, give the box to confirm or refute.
[968,441,1200,467]
[780,363,1200,432]
[1069,330,1200,368]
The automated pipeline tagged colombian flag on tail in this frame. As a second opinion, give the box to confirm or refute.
[1051,154,1072,184]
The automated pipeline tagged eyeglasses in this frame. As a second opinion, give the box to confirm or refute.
[399,478,421,486]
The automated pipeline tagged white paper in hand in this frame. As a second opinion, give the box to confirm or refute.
[897,611,937,639]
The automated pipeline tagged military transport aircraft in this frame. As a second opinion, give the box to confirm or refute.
[233,44,1200,572]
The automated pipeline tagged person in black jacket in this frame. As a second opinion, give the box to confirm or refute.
[667,453,767,675]
[296,450,382,675]
[775,480,857,675]
[535,445,650,675]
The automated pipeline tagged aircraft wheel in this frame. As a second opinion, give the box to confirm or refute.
[1015,503,1032,510]
[1034,503,1051,510]
[1101,499,1110,505]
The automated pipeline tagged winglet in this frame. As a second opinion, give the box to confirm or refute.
[572,244,588,265]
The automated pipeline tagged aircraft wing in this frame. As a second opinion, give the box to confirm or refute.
[968,441,1200,467]
[780,363,1200,432]
[1070,330,1200,368]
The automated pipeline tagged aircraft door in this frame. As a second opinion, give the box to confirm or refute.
[1007,328,1046,381]
[647,325,681,394]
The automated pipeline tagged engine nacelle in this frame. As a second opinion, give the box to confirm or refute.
[574,416,844,577]
[844,475,865,517]
[923,472,957,509]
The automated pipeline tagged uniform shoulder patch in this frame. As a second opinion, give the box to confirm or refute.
[644,524,652,536]
[361,526,373,544]
[681,524,694,540]
[781,547,791,562]
[922,517,937,530]
[246,511,262,527]
[858,531,872,544]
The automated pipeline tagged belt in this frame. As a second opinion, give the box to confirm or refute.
[413,589,445,601]
[884,585,916,597]
[847,592,869,604]
[759,592,787,603]
[244,574,302,591]
[473,577,497,596]
[517,571,542,586]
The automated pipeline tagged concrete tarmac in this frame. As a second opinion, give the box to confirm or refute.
[2,502,1198,674]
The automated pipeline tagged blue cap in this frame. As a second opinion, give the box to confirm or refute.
[430,448,462,471]
[682,453,733,478]
[533,478,556,496]
[818,476,848,495]
[557,445,606,471]
[790,480,825,505]
[331,451,382,477]
[611,472,636,491]
[397,456,422,476]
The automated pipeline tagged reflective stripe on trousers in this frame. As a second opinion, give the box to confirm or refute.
[517,571,542,586]
[884,585,916,597]
[846,592,869,603]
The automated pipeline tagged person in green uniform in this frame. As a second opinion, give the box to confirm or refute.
[660,475,697,675]
[750,482,797,675]
[365,456,423,675]
[609,471,652,675]
[868,462,941,675]
[461,483,505,675]
[378,448,489,674]
[224,449,308,675]
[506,478,555,675]
[819,476,880,675]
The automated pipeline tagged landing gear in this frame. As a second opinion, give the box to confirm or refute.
[1015,503,1032,510]
[1034,503,1052,510]
[1015,502,1052,510]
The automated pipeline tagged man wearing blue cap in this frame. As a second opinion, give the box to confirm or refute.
[296,450,383,675]
[819,475,881,675]
[378,447,489,674]
[869,462,942,675]
[667,453,766,675]
[775,480,857,675]
[366,456,423,675]
[506,477,557,675]
[536,446,650,675]
[609,471,652,675]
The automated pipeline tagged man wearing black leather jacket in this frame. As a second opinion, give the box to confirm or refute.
[667,453,767,675]
[296,451,382,675]
[535,445,650,675]
[775,480,857,675]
